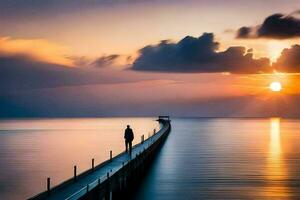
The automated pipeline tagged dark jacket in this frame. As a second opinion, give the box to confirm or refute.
[124,128,134,142]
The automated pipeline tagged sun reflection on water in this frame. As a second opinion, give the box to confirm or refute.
[270,118,281,169]
[265,118,290,198]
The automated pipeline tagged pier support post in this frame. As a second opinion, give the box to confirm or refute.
[110,150,112,161]
[74,165,77,181]
[47,177,50,196]
[92,158,95,170]
[141,135,145,144]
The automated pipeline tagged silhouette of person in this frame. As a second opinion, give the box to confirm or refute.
[124,125,134,154]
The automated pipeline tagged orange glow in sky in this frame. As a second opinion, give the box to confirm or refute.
[0,0,300,117]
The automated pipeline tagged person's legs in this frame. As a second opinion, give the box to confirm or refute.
[129,141,132,154]
[125,141,128,152]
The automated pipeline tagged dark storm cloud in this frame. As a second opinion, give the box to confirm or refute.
[132,33,271,74]
[274,44,300,72]
[236,12,300,39]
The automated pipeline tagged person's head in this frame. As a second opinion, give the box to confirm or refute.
[127,125,130,128]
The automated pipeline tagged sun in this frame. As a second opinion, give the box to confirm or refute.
[269,81,282,92]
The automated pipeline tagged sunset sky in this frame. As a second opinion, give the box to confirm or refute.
[1,0,300,117]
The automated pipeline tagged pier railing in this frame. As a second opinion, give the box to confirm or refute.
[29,117,171,200]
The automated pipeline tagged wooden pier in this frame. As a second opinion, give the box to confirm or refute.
[29,116,171,200]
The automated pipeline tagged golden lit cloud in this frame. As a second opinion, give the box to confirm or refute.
[0,37,74,66]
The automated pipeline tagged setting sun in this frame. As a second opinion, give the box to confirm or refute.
[270,82,282,92]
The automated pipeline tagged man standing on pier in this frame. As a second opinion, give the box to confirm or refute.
[124,125,134,154]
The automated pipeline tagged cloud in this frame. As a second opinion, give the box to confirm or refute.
[0,55,82,92]
[236,27,253,38]
[0,37,129,69]
[1,49,300,118]
[91,54,134,69]
[0,54,154,94]
[0,37,74,66]
[274,44,300,72]
[132,33,271,74]
[236,12,300,39]
[67,56,92,67]
[91,54,120,67]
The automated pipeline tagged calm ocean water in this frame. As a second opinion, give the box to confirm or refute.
[0,118,159,199]
[133,118,300,200]
[0,118,300,199]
